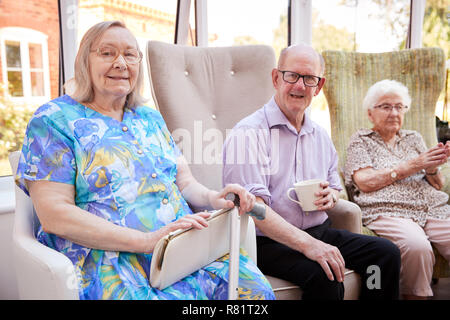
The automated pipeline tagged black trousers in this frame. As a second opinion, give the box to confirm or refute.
[256,219,401,300]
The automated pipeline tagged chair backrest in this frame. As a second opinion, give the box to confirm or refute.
[146,41,276,191]
[322,48,446,171]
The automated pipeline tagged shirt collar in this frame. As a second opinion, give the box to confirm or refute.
[265,96,315,136]
[358,128,415,140]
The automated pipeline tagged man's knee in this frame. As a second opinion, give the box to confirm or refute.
[370,236,401,266]
[301,268,345,300]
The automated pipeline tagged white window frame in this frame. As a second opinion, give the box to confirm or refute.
[0,27,51,105]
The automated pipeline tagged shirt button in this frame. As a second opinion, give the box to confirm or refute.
[162,198,168,205]
[122,126,128,132]
[151,173,157,178]
[137,149,143,154]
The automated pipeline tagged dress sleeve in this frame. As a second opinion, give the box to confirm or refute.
[343,132,373,187]
[16,111,76,196]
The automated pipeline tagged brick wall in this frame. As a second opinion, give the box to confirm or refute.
[0,0,60,99]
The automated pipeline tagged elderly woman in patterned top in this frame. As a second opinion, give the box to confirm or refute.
[344,79,450,300]
[16,21,274,300]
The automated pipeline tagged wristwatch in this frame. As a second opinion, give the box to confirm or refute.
[390,169,398,180]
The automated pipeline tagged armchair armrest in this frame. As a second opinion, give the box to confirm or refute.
[13,234,79,300]
[326,199,362,234]
[440,162,450,204]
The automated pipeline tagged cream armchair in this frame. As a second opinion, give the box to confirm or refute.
[8,151,79,300]
[146,41,361,299]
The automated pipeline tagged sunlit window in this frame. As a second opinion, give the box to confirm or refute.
[310,0,411,136]
[1,29,50,101]
[207,0,288,58]
[0,24,55,176]
[423,0,449,122]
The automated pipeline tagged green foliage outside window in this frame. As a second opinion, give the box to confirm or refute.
[0,84,35,175]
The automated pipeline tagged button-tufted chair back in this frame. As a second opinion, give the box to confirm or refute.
[146,41,276,192]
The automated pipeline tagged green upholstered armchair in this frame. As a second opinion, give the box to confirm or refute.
[321,47,449,280]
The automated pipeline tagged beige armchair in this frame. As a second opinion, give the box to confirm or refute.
[8,151,79,300]
[322,47,450,280]
[147,41,361,299]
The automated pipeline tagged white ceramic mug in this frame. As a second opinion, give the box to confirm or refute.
[286,179,322,211]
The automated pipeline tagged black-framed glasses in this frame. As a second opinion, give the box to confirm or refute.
[278,70,321,87]
[373,103,408,113]
[91,46,143,65]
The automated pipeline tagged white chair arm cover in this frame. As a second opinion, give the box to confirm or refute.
[326,199,362,234]
[242,216,257,262]
[13,235,79,300]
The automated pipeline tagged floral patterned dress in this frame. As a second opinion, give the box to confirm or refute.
[16,94,274,300]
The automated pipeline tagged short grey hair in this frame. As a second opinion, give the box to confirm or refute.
[278,43,325,77]
[67,21,145,108]
[363,79,411,112]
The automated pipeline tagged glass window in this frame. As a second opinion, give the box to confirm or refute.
[423,0,449,121]
[207,0,288,57]
[30,71,45,96]
[29,43,43,69]
[310,0,411,136]
[0,1,58,176]
[6,41,21,67]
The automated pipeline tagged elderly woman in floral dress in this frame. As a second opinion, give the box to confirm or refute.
[16,21,274,300]
[344,79,450,299]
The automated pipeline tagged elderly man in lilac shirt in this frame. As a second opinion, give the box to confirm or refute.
[223,44,401,300]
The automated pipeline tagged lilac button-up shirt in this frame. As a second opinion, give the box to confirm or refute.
[223,96,342,235]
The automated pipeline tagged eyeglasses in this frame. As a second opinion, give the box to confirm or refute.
[278,70,322,87]
[91,46,143,65]
[373,103,408,113]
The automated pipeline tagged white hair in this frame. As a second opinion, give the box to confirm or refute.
[362,79,411,112]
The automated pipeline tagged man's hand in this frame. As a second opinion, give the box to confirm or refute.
[314,181,338,211]
[302,235,346,283]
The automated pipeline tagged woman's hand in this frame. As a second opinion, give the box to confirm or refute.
[444,141,450,158]
[208,183,256,215]
[412,143,447,172]
[314,181,338,211]
[164,211,212,232]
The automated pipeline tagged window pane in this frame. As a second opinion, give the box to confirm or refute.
[29,43,43,69]
[310,0,410,137]
[312,0,410,53]
[5,41,21,68]
[30,71,45,96]
[0,2,59,176]
[422,1,449,122]
[207,0,288,57]
[7,71,24,97]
